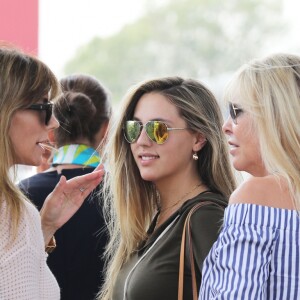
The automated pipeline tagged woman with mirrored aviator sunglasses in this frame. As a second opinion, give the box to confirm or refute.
[99,76,236,300]
[0,45,105,299]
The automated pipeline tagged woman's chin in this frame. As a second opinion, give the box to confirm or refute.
[140,172,157,182]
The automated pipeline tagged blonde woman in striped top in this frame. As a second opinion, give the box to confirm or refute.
[199,53,300,299]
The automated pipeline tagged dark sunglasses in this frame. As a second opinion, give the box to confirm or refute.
[27,101,54,125]
[124,120,188,145]
[229,103,243,124]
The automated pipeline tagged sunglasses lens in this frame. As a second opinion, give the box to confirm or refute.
[124,121,141,143]
[45,104,53,125]
[26,102,53,125]
[229,103,237,123]
[229,103,244,124]
[146,121,168,144]
[228,104,235,120]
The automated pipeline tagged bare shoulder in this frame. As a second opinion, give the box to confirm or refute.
[229,175,294,210]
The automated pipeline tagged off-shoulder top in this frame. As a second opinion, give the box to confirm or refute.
[199,204,300,299]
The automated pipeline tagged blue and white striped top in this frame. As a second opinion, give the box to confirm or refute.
[199,204,300,299]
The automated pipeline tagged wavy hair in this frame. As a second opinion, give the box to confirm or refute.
[224,53,300,210]
[0,46,60,240]
[99,76,236,299]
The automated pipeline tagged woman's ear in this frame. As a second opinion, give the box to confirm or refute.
[193,133,207,152]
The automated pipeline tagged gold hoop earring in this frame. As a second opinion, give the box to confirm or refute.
[193,152,198,160]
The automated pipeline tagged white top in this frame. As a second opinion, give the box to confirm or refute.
[0,200,60,300]
[199,204,300,299]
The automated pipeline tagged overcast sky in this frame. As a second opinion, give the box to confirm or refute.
[18,0,300,180]
[39,0,147,76]
[39,0,300,77]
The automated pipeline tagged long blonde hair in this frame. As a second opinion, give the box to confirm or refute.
[0,46,60,240]
[99,76,236,299]
[224,53,300,210]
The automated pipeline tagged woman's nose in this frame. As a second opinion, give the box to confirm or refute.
[136,127,152,146]
[222,115,232,135]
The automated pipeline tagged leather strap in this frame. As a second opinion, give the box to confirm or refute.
[45,235,56,254]
[178,201,213,300]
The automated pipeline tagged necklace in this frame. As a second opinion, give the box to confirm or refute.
[159,183,202,213]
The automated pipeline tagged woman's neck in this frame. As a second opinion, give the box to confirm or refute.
[155,181,208,229]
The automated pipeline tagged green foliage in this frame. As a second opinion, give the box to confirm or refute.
[65,0,284,103]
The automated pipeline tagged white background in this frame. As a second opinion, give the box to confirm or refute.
[39,0,147,76]
[39,0,300,77]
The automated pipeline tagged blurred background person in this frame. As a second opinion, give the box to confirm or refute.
[20,74,112,300]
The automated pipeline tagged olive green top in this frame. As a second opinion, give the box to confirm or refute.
[112,191,227,300]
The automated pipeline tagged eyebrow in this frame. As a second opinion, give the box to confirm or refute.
[132,117,174,123]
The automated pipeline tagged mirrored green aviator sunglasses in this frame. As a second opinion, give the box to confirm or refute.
[123,120,188,145]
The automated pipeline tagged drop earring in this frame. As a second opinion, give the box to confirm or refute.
[193,152,198,160]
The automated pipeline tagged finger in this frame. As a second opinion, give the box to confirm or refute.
[78,176,103,197]
[92,163,105,173]
[52,175,67,196]
[75,168,105,187]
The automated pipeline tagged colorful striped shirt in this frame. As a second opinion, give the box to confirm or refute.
[199,204,300,299]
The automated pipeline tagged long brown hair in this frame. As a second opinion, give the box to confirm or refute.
[99,76,236,299]
[0,46,60,240]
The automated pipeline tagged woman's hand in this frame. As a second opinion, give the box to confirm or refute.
[40,164,105,245]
